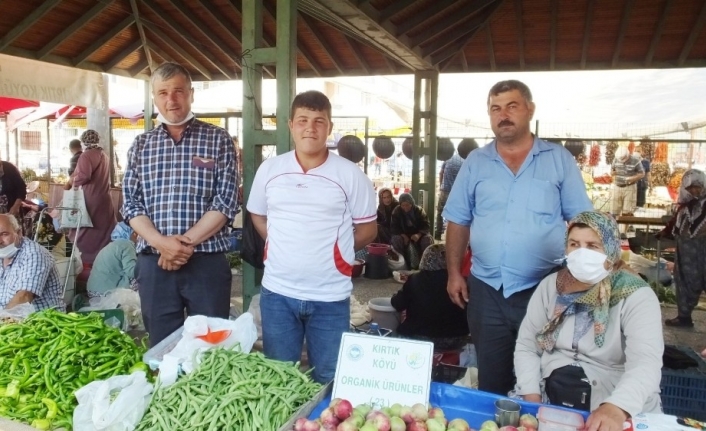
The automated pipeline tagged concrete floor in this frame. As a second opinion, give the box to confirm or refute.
[230,272,706,356]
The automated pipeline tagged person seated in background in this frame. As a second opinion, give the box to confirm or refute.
[375,187,398,244]
[515,211,662,431]
[0,214,63,311]
[391,244,469,350]
[660,169,706,328]
[390,193,434,269]
[87,222,138,298]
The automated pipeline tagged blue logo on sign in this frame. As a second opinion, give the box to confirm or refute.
[636,424,647,429]
[347,344,363,361]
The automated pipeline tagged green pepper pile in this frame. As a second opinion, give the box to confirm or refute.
[0,309,147,430]
[137,348,322,431]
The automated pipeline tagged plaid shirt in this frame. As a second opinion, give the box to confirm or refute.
[0,238,63,311]
[122,119,238,253]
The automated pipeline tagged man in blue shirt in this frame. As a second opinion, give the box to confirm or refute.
[443,80,592,395]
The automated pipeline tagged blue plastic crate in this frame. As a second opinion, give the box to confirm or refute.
[660,345,706,421]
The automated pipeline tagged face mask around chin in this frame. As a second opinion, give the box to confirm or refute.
[566,247,610,285]
[0,243,18,259]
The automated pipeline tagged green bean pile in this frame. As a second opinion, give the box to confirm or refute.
[0,309,147,430]
[137,348,323,431]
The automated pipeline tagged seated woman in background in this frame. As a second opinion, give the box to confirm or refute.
[87,222,138,298]
[514,211,663,431]
[375,187,398,244]
[390,193,434,269]
[391,244,469,350]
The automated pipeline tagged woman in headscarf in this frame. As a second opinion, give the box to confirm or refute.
[515,211,662,431]
[391,244,469,350]
[69,130,117,265]
[660,169,706,327]
[390,193,433,269]
[375,187,398,244]
[87,222,138,298]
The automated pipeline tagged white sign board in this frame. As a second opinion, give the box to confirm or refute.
[332,333,434,408]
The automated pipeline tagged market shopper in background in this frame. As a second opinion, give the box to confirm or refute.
[67,139,83,176]
[0,214,63,311]
[435,152,464,240]
[122,62,238,347]
[390,193,434,270]
[443,80,592,395]
[610,147,645,216]
[375,187,398,244]
[391,244,469,349]
[87,222,138,298]
[634,149,650,207]
[67,130,117,265]
[0,160,26,217]
[515,212,663,431]
[660,169,706,328]
[248,90,377,384]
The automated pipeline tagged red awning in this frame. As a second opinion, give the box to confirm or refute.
[0,97,39,113]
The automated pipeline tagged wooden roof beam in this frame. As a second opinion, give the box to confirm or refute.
[38,0,113,60]
[170,0,240,76]
[421,19,483,57]
[396,0,458,35]
[379,1,416,22]
[645,0,673,67]
[129,0,155,73]
[428,1,504,65]
[299,12,345,74]
[611,0,635,67]
[74,16,135,66]
[0,0,63,51]
[342,35,371,74]
[550,0,558,70]
[104,38,143,71]
[410,0,496,49]
[262,2,321,77]
[486,23,496,71]
[141,21,212,80]
[383,56,398,74]
[678,1,706,66]
[460,49,469,72]
[146,41,176,64]
[580,0,596,69]
[129,58,149,77]
[140,1,230,79]
[199,0,243,45]
[515,0,525,70]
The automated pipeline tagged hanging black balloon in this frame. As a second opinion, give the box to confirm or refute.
[402,137,424,159]
[372,136,395,160]
[437,137,455,161]
[336,135,365,164]
[457,138,479,159]
[564,140,585,157]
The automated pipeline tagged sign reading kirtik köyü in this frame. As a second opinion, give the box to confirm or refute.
[332,333,434,408]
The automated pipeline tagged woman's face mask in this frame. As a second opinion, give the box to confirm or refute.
[565,227,610,285]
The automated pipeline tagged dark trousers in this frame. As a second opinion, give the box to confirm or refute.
[467,274,536,395]
[136,252,232,347]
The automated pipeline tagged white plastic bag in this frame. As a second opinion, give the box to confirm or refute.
[247,294,262,339]
[60,188,94,228]
[159,313,258,386]
[84,289,143,331]
[0,303,36,321]
[73,371,153,431]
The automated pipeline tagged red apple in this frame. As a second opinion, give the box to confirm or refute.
[295,417,308,431]
[428,407,445,420]
[407,421,428,431]
[337,421,358,431]
[519,414,539,429]
[399,405,414,424]
[329,399,354,421]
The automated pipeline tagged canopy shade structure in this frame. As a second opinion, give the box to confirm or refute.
[0,97,39,114]
[0,0,705,81]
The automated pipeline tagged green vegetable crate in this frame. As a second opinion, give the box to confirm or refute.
[278,382,332,431]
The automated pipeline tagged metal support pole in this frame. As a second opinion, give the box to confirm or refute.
[242,0,297,311]
[143,81,154,132]
[411,71,439,235]
[46,119,51,180]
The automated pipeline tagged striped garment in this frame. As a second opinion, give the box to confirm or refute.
[122,119,239,253]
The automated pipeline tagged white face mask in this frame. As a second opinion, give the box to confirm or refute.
[0,243,19,259]
[566,247,610,285]
[157,111,194,126]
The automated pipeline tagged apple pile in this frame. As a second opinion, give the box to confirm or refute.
[479,413,539,431]
[293,398,477,431]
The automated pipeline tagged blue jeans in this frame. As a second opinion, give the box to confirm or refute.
[259,286,350,384]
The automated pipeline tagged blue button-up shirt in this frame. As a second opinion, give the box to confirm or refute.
[443,137,592,297]
[122,119,238,254]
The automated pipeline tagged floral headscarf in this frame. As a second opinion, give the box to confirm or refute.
[111,222,133,241]
[419,244,446,271]
[80,129,102,150]
[536,211,647,350]
[674,169,706,238]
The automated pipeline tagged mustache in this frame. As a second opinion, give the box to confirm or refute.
[498,120,514,127]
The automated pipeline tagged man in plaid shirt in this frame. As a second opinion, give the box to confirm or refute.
[122,63,238,346]
[0,214,63,311]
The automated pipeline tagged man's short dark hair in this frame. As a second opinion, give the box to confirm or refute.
[69,139,82,150]
[290,90,332,120]
[151,62,192,88]
[487,80,533,105]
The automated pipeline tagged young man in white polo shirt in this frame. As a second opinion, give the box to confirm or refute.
[247,90,377,383]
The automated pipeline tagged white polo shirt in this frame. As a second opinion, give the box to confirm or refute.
[247,151,377,301]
